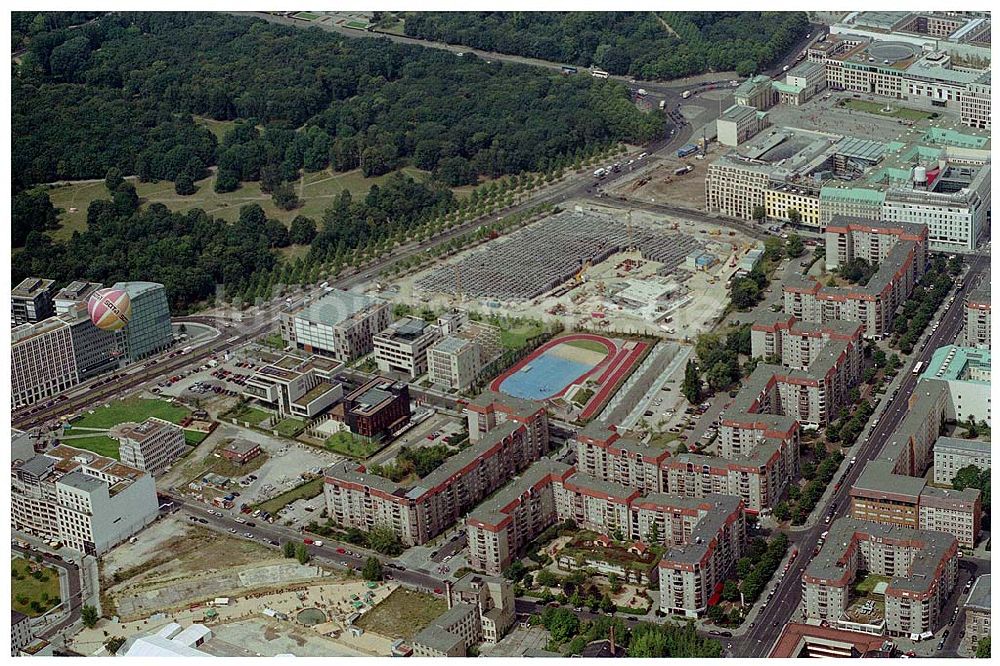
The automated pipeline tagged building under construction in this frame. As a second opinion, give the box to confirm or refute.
[414,210,703,302]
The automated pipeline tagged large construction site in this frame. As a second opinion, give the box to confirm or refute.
[386,205,760,340]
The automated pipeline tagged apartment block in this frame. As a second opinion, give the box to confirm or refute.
[933,436,989,485]
[803,519,958,637]
[466,390,550,451]
[716,105,770,147]
[373,316,442,378]
[465,462,745,618]
[785,217,928,339]
[963,287,990,348]
[242,355,344,418]
[850,380,981,547]
[12,317,80,409]
[325,396,549,546]
[116,417,187,476]
[12,277,57,325]
[11,444,158,556]
[573,420,669,494]
[283,289,391,362]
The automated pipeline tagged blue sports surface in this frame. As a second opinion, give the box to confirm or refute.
[498,351,596,400]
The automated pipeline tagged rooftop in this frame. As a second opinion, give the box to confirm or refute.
[117,417,179,442]
[922,345,991,383]
[12,277,55,298]
[377,316,434,342]
[933,436,989,456]
[296,289,385,328]
[431,335,475,355]
[964,574,990,612]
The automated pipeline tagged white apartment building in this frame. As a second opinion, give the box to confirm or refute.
[117,417,187,476]
[282,289,391,362]
[11,444,159,556]
[933,436,989,485]
[373,316,442,378]
[12,317,80,408]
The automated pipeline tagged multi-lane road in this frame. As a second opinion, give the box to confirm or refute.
[734,252,990,657]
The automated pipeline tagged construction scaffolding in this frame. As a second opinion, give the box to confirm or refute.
[414,210,703,301]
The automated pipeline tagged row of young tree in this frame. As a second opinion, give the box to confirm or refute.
[402,11,808,79]
[13,11,662,191]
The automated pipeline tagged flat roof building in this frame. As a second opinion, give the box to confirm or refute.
[12,277,57,325]
[373,316,442,378]
[116,417,187,476]
[921,345,991,426]
[282,289,391,362]
[964,287,990,349]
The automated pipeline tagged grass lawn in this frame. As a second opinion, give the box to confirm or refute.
[184,430,209,446]
[227,405,272,427]
[255,477,324,515]
[355,588,447,640]
[72,398,190,430]
[324,431,381,458]
[43,166,432,242]
[840,99,934,121]
[498,321,546,351]
[573,387,595,406]
[564,339,610,354]
[648,432,680,448]
[274,417,307,439]
[59,434,119,459]
[193,116,239,142]
[854,573,891,595]
[12,558,61,617]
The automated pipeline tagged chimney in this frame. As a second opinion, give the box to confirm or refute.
[445,580,453,609]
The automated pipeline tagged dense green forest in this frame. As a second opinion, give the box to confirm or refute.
[13,11,662,190]
[402,11,809,79]
[12,11,663,311]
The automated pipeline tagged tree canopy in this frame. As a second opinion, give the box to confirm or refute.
[402,12,808,80]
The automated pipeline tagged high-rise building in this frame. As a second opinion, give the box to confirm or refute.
[11,317,80,408]
[113,281,173,362]
[11,277,57,325]
[964,287,990,349]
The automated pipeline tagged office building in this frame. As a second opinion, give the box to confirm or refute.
[920,345,991,425]
[242,355,344,418]
[53,280,102,315]
[116,417,187,477]
[428,336,482,391]
[803,518,958,637]
[933,436,989,485]
[12,317,80,408]
[963,287,990,349]
[325,395,549,546]
[282,289,391,361]
[960,72,991,130]
[12,277,57,325]
[373,316,442,378]
[882,164,990,252]
[333,377,411,440]
[413,573,515,656]
[716,105,771,147]
[963,575,990,650]
[113,281,173,362]
[61,302,123,380]
[774,61,827,106]
[11,444,158,556]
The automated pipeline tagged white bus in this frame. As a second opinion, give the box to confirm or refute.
[590,68,609,79]
[912,361,924,375]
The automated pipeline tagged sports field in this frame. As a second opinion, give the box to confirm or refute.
[493,334,615,400]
